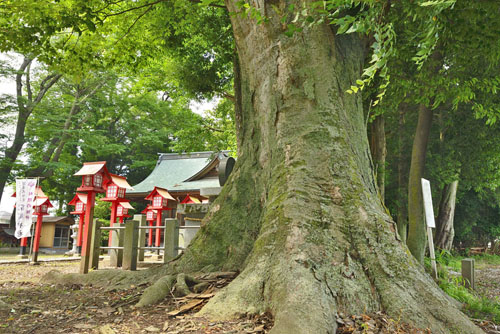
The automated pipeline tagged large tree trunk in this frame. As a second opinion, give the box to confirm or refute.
[370,115,386,204]
[407,104,433,263]
[435,180,458,251]
[171,3,481,333]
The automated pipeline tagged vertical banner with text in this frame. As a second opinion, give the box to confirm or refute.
[15,179,37,239]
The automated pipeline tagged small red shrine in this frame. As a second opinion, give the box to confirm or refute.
[102,174,133,202]
[33,196,53,215]
[117,201,134,219]
[180,195,202,204]
[145,187,176,210]
[74,161,110,193]
[68,193,87,214]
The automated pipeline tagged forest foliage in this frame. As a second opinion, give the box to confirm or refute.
[0,0,500,252]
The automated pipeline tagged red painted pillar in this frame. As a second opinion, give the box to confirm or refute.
[77,213,84,254]
[148,220,153,246]
[108,201,118,247]
[119,217,124,224]
[80,191,96,274]
[32,214,44,262]
[19,237,28,256]
[155,210,163,247]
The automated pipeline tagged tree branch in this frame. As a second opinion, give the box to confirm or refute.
[116,4,154,43]
[221,92,235,102]
[16,57,33,113]
[30,74,62,109]
[26,62,32,103]
[102,0,225,18]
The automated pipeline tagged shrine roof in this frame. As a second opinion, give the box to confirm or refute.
[127,151,229,196]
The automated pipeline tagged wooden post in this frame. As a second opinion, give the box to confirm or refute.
[135,214,146,262]
[80,191,96,274]
[462,259,475,290]
[123,220,138,271]
[108,201,118,248]
[19,237,28,257]
[148,220,154,246]
[117,227,124,267]
[31,214,44,263]
[155,210,163,248]
[426,226,437,279]
[90,219,101,270]
[109,227,121,267]
[164,218,178,262]
[77,213,84,254]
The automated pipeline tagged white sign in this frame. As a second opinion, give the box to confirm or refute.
[15,179,37,239]
[421,178,436,228]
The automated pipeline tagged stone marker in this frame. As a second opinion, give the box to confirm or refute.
[122,220,138,271]
[164,218,179,262]
[462,258,475,290]
[90,219,101,270]
[109,227,124,267]
[135,214,147,262]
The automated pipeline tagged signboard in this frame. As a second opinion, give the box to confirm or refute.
[421,178,436,228]
[15,179,37,239]
[421,178,437,279]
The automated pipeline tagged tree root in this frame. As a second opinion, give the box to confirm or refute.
[136,273,211,308]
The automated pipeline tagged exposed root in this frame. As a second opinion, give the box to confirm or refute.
[136,274,176,308]
[136,271,238,308]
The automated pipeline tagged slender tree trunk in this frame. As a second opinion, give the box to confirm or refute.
[170,3,481,333]
[370,115,386,203]
[0,57,61,203]
[396,104,408,242]
[435,180,458,251]
[407,104,433,263]
[0,58,32,203]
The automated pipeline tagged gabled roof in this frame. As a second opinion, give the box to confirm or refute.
[144,187,175,201]
[107,174,133,190]
[74,161,109,177]
[68,193,87,206]
[119,202,134,210]
[180,195,201,204]
[141,205,157,214]
[127,151,229,196]
[34,197,53,208]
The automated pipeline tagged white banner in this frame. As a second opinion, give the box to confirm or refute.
[15,179,37,239]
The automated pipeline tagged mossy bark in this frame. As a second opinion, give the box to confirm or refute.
[370,115,386,204]
[173,3,479,333]
[407,104,433,263]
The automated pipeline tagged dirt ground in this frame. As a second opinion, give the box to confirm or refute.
[0,259,499,334]
[0,260,273,334]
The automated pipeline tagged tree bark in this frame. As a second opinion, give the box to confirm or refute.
[168,3,481,333]
[370,115,386,204]
[407,104,433,263]
[435,180,458,251]
[396,104,408,243]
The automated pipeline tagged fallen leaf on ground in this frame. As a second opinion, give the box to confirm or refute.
[167,299,204,317]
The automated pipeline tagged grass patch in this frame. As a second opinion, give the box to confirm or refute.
[432,251,500,322]
[439,277,500,322]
